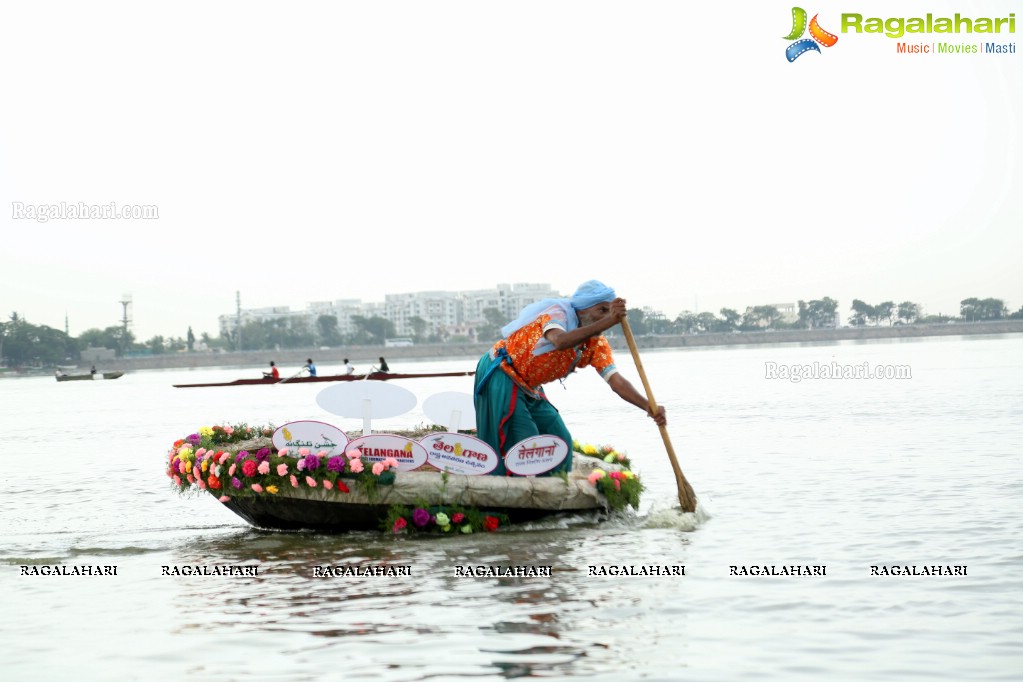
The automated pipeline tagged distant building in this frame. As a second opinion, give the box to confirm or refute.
[762,302,798,324]
[218,305,306,338]
[218,283,560,343]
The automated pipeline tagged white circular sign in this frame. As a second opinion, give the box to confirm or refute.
[347,434,428,472]
[422,392,477,431]
[272,421,349,455]
[316,382,417,418]
[420,432,498,475]
[504,435,569,476]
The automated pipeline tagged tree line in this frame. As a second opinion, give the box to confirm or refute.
[620,296,1019,337]
[2,296,1021,367]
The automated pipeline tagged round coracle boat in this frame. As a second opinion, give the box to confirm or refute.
[166,423,644,534]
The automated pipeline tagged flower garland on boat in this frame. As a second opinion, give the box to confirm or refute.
[573,441,632,469]
[573,441,644,511]
[166,425,643,520]
[167,424,397,500]
[383,504,508,535]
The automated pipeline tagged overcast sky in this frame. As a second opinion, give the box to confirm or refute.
[2,0,1020,340]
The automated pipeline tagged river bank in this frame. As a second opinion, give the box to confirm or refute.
[46,319,1023,373]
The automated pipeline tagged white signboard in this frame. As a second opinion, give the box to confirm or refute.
[316,382,417,418]
[420,432,498,476]
[272,421,349,456]
[422,392,477,431]
[316,382,417,435]
[504,435,569,476]
[347,434,428,472]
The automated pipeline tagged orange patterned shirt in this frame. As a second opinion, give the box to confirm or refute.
[492,307,618,396]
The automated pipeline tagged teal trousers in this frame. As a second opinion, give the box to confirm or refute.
[473,352,572,476]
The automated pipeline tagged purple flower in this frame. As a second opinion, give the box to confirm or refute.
[187,433,201,445]
[326,456,346,473]
[231,477,242,489]
[412,508,431,527]
[255,447,271,462]
[237,450,250,461]
[303,454,320,471]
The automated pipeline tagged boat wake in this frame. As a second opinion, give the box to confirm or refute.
[641,497,711,531]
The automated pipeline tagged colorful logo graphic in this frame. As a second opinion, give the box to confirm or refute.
[784,7,838,62]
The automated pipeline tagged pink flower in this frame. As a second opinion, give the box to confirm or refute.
[383,457,399,469]
[178,460,188,474]
[224,426,234,435]
[614,479,621,491]
[276,463,289,476]
[298,447,310,457]
[195,448,207,457]
[323,480,333,490]
[278,447,289,457]
[349,459,364,474]
[257,461,270,475]
[186,474,194,483]
[290,475,298,488]
[173,475,181,486]
[452,513,465,523]
[347,448,362,460]
[587,471,604,484]
[192,465,201,478]
[317,450,329,458]
[372,462,384,476]
[228,464,237,476]
[219,495,230,502]
[296,459,306,472]
[198,480,206,489]
[251,484,264,493]
[217,452,231,464]
[305,476,317,487]
[241,460,257,477]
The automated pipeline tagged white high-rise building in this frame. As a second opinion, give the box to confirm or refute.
[220,283,560,344]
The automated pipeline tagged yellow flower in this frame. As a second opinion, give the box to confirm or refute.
[199,426,214,437]
[582,444,598,455]
[179,448,193,460]
[201,460,209,472]
[266,485,279,495]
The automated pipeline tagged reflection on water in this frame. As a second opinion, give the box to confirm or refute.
[148,523,698,680]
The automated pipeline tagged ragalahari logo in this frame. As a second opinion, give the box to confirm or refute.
[784,7,838,61]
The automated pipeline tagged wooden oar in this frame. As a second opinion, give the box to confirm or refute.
[278,368,306,384]
[621,318,698,513]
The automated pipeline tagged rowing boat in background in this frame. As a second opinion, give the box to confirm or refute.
[172,370,474,388]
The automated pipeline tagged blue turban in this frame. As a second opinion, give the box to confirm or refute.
[569,280,616,311]
[500,280,616,355]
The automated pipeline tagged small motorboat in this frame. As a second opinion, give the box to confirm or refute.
[56,371,124,382]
